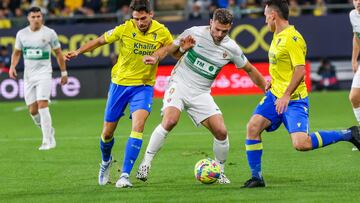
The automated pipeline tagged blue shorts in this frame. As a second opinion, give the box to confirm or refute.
[104,83,154,122]
[253,91,309,134]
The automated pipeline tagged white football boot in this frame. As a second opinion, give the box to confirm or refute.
[115,173,133,188]
[98,157,112,185]
[38,128,56,150]
[217,172,231,184]
[136,161,151,182]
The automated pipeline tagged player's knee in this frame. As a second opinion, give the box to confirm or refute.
[101,131,113,140]
[214,128,227,141]
[162,118,178,131]
[133,120,146,132]
[292,140,311,151]
[246,122,261,140]
[37,100,49,109]
[28,108,38,115]
[102,127,115,140]
[349,93,360,107]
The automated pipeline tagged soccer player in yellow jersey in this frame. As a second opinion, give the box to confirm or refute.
[242,0,360,188]
[64,0,173,188]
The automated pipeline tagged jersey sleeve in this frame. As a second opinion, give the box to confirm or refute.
[287,36,306,68]
[104,23,126,44]
[232,45,248,69]
[350,11,357,33]
[50,30,61,49]
[14,32,22,50]
[173,27,194,46]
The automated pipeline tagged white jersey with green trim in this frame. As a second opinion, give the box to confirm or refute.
[15,25,61,80]
[171,26,248,92]
[350,9,360,37]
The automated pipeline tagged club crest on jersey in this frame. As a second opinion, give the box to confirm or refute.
[132,33,136,38]
[169,88,175,94]
[293,36,298,42]
[223,51,228,58]
[153,33,157,40]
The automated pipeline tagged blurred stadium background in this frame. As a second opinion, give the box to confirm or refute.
[0,0,356,100]
[1,1,360,202]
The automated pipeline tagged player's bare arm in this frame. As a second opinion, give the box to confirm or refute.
[54,48,68,85]
[275,65,306,114]
[9,49,22,79]
[64,35,107,61]
[242,62,267,92]
[352,33,360,73]
[143,35,196,65]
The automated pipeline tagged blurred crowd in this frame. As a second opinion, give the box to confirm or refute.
[187,0,353,20]
[0,45,11,75]
[0,0,132,28]
[0,0,354,29]
[0,0,132,17]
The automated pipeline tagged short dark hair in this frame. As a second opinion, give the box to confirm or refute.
[212,9,233,25]
[265,0,289,20]
[130,0,151,13]
[27,7,42,15]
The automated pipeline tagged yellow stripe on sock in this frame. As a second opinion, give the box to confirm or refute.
[245,143,263,151]
[101,135,114,143]
[315,132,323,148]
[130,131,143,139]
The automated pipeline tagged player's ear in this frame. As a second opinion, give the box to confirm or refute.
[271,10,277,19]
[149,11,154,18]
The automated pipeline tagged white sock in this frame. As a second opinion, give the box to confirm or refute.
[143,124,169,165]
[31,113,41,128]
[213,136,229,172]
[38,107,53,143]
[353,107,360,124]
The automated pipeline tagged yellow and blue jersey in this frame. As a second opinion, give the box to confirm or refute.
[268,26,307,99]
[104,19,173,86]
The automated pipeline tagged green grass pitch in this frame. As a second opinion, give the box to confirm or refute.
[0,91,359,202]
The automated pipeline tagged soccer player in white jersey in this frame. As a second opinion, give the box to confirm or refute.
[9,7,68,150]
[350,0,360,151]
[136,8,267,184]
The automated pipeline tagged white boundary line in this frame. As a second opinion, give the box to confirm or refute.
[13,101,58,112]
[0,127,349,142]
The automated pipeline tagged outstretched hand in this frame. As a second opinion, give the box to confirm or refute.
[180,35,196,52]
[143,55,159,65]
[265,81,271,92]
[64,51,80,61]
[60,76,68,85]
[9,67,17,79]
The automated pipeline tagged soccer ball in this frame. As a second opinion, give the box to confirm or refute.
[194,158,221,184]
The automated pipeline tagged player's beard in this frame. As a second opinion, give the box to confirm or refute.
[213,36,223,45]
